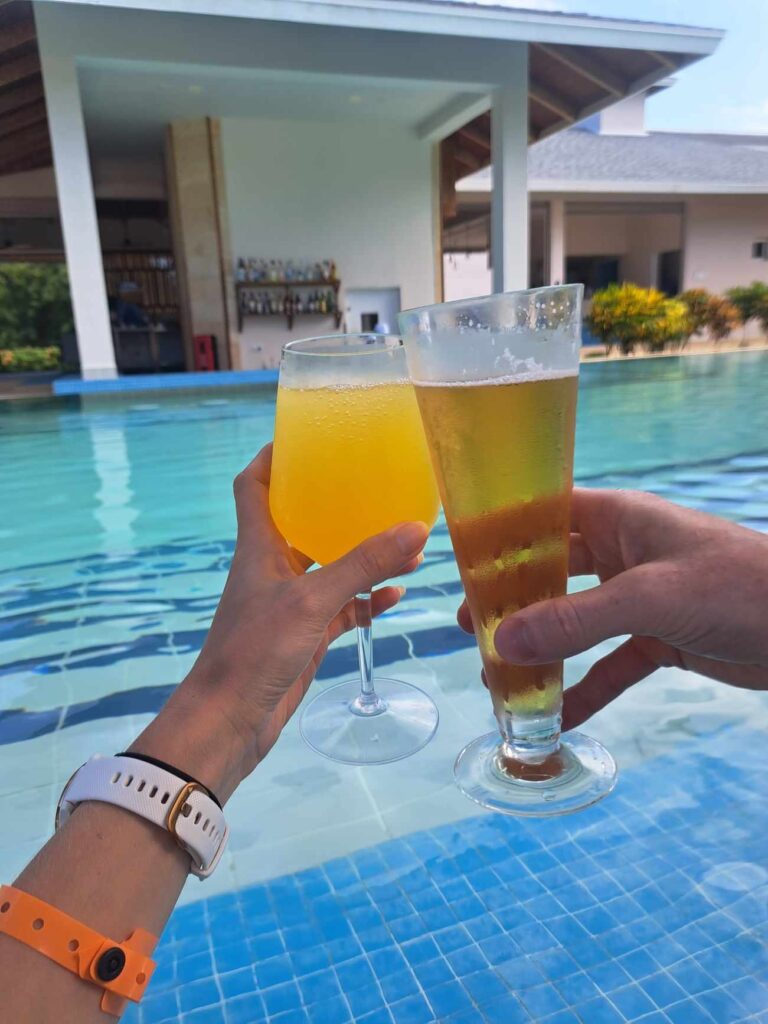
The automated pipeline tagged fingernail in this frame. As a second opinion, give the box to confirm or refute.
[393,521,426,555]
[397,586,407,598]
[495,619,536,663]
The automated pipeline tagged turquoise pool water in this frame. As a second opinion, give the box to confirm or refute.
[2,351,768,1024]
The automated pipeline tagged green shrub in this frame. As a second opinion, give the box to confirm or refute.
[0,345,61,373]
[725,281,768,326]
[588,283,691,355]
[679,289,740,342]
[0,263,74,348]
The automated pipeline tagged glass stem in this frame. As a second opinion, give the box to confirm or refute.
[350,591,386,716]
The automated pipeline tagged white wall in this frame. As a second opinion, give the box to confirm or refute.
[684,196,768,294]
[220,117,435,369]
[623,212,682,287]
[443,252,492,301]
[567,212,627,257]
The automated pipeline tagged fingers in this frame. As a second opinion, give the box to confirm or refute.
[569,534,594,576]
[328,586,405,643]
[495,566,662,665]
[315,521,429,615]
[232,445,275,543]
[562,637,658,731]
[457,600,474,634]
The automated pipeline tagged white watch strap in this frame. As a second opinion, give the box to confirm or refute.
[56,755,228,879]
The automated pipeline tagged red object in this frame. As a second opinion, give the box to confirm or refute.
[193,335,217,371]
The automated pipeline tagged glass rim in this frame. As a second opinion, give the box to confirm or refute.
[399,283,584,322]
[282,333,403,358]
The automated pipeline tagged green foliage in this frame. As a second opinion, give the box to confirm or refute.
[0,263,74,347]
[679,289,740,342]
[725,281,768,325]
[0,345,61,373]
[588,283,691,355]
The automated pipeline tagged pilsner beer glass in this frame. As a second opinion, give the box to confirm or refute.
[270,334,440,765]
[399,287,617,816]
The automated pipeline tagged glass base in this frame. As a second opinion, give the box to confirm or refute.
[300,678,439,766]
[454,730,617,817]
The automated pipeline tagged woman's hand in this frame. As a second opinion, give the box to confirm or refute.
[138,445,428,798]
[457,488,768,731]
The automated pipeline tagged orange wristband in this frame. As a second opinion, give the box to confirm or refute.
[0,885,157,1016]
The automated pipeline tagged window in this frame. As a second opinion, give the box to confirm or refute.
[752,241,768,260]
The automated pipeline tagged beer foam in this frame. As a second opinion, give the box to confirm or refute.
[414,367,577,387]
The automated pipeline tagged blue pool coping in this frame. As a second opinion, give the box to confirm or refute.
[53,369,279,395]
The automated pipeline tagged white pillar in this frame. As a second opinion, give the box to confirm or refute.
[491,45,529,293]
[36,20,116,379]
[549,197,566,285]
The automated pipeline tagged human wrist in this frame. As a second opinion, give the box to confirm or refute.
[129,683,260,804]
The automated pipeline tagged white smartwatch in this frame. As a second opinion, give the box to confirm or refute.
[55,754,229,879]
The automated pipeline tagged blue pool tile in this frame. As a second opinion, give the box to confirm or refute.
[539,1013,580,1024]
[305,997,351,1024]
[370,948,408,978]
[335,956,376,991]
[380,970,420,1003]
[588,959,633,993]
[346,984,386,1018]
[262,981,302,1015]
[479,995,531,1024]
[184,1007,225,1024]
[696,987,749,1024]
[726,975,768,1014]
[668,957,719,996]
[518,982,566,1018]
[445,1010,485,1024]
[254,954,294,989]
[299,969,342,1005]
[434,926,473,954]
[290,947,329,976]
[664,999,717,1024]
[143,991,180,1021]
[641,972,688,1009]
[496,956,545,989]
[220,969,254,1000]
[360,927,395,953]
[464,915,502,941]
[509,921,558,954]
[461,969,509,1006]
[573,996,624,1024]
[478,934,521,965]
[179,980,220,1014]
[609,983,657,1018]
[447,945,487,976]
[324,936,361,963]
[425,980,473,1018]
[224,993,267,1024]
[414,957,454,988]
[618,948,659,981]
[358,1011,393,1024]
[402,937,440,966]
[389,994,435,1024]
[249,932,284,960]
[390,917,426,943]
[555,971,601,1005]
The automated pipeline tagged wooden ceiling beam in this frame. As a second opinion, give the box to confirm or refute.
[0,97,45,135]
[456,124,490,152]
[0,147,51,178]
[0,15,36,55]
[529,80,578,124]
[0,50,39,90]
[534,43,626,97]
[0,78,42,116]
[0,122,50,159]
[647,50,678,71]
[453,146,483,172]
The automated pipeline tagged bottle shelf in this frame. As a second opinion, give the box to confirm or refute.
[236,280,342,332]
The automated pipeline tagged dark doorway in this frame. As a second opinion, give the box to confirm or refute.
[360,312,379,332]
[566,256,620,298]
[658,250,682,296]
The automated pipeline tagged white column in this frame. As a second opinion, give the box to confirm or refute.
[491,45,529,293]
[549,197,566,285]
[36,25,116,379]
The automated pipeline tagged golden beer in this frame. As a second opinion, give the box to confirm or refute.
[270,380,440,565]
[415,372,577,726]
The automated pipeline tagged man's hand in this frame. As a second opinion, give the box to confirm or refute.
[457,489,768,731]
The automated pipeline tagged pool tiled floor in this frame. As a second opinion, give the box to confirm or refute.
[124,726,768,1024]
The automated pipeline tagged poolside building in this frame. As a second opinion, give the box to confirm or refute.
[445,82,768,339]
[0,0,722,377]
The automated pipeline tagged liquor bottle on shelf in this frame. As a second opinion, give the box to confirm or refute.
[237,258,247,283]
[294,293,303,315]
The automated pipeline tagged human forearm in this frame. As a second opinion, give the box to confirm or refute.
[0,698,248,1024]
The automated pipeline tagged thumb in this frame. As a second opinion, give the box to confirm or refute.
[314,521,428,613]
[495,568,660,664]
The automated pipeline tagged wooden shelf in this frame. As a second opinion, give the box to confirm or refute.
[236,279,340,290]
[236,278,342,331]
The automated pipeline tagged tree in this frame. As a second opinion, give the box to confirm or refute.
[0,263,74,347]
[725,281,768,331]
[679,289,740,342]
[588,283,691,355]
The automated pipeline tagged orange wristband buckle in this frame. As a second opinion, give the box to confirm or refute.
[0,885,157,1016]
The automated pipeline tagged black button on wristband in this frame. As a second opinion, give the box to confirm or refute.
[96,946,126,981]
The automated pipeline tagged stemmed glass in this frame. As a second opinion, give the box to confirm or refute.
[269,334,440,764]
[399,287,617,815]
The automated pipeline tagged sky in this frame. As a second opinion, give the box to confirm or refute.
[459,0,768,133]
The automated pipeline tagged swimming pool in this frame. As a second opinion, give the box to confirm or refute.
[2,351,768,1024]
